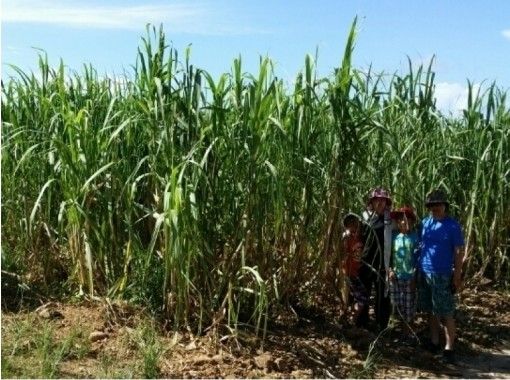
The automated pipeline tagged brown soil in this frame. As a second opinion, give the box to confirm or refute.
[2,284,509,378]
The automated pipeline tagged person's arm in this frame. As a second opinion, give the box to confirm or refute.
[453,245,465,291]
[452,219,466,291]
[387,234,396,280]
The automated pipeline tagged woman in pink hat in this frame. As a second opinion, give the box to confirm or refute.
[358,187,393,331]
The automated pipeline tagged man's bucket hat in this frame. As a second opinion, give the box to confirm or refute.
[425,189,449,207]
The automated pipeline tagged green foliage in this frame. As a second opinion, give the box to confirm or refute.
[349,329,385,378]
[98,351,135,379]
[1,317,90,378]
[2,19,509,341]
[131,322,163,378]
[1,355,15,378]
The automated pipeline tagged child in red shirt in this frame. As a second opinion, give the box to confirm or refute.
[342,213,368,326]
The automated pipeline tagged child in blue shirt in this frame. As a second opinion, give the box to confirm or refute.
[388,206,419,341]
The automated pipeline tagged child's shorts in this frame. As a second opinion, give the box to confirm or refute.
[417,272,455,317]
[348,276,368,306]
[389,277,416,322]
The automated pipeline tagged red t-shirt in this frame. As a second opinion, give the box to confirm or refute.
[343,235,363,277]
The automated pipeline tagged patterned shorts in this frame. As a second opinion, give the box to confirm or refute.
[348,276,368,307]
[417,272,455,317]
[389,277,416,322]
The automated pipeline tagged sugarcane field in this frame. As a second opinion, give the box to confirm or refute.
[2,17,510,379]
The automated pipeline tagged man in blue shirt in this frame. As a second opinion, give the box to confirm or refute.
[418,189,465,364]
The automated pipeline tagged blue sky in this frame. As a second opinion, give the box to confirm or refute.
[2,0,510,113]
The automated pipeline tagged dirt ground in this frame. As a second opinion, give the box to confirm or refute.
[2,283,509,378]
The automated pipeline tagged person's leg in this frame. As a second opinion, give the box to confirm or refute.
[429,274,442,345]
[417,271,432,315]
[374,271,391,330]
[402,279,413,336]
[394,277,407,331]
[353,301,362,322]
[417,272,440,351]
[357,267,373,328]
[431,274,456,349]
[389,276,397,319]
[345,280,355,321]
[443,315,457,363]
[444,316,456,350]
[429,314,441,345]
[349,277,366,325]
[395,277,404,322]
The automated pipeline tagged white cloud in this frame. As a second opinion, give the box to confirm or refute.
[1,1,269,35]
[502,29,510,40]
[2,1,201,30]
[434,82,481,116]
[4,46,25,55]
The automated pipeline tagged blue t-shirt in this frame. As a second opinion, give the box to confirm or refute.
[418,216,465,275]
